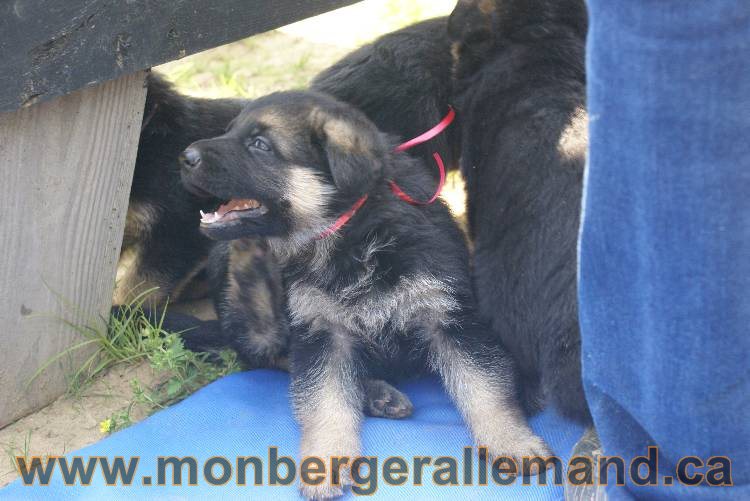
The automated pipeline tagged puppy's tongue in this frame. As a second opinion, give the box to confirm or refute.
[200,199,261,224]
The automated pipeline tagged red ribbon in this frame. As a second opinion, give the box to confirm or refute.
[317,107,455,239]
[316,194,369,240]
[394,106,456,154]
[389,106,454,206]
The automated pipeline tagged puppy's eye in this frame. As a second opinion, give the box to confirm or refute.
[248,136,271,152]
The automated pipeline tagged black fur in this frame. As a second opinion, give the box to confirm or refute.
[313,17,459,171]
[116,76,242,304]
[179,92,548,498]
[448,0,591,422]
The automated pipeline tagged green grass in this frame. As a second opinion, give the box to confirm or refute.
[2,432,32,476]
[33,290,239,434]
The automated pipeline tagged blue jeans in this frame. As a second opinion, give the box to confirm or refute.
[579,1,750,499]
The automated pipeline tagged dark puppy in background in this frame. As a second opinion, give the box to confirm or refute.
[180,91,549,499]
[448,0,590,422]
[115,75,242,305]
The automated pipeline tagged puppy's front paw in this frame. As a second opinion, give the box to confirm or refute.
[364,379,414,419]
[486,431,554,474]
[297,452,355,500]
[300,481,345,500]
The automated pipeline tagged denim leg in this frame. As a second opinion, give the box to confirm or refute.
[580,1,750,499]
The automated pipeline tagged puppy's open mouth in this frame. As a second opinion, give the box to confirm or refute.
[200,199,268,226]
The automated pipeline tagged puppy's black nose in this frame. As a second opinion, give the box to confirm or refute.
[180,147,202,169]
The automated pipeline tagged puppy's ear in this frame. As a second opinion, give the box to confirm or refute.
[310,109,383,195]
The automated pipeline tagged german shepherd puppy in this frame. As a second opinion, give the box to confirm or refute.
[116,17,457,305]
[116,18,458,419]
[179,91,549,499]
[448,0,590,422]
[119,75,412,419]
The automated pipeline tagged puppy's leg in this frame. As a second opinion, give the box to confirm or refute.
[219,239,290,368]
[290,331,364,500]
[540,324,592,423]
[427,315,552,464]
[363,379,413,419]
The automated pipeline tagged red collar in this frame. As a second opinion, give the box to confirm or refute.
[317,107,455,240]
[316,194,369,240]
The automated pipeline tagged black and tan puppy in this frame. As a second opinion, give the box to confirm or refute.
[117,19,460,418]
[118,76,412,418]
[448,0,590,422]
[180,91,549,498]
[117,18,457,305]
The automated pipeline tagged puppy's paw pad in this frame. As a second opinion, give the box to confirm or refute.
[300,482,345,500]
[365,382,413,419]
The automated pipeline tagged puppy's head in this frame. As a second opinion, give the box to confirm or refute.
[180,91,388,241]
[448,0,497,64]
[448,0,587,74]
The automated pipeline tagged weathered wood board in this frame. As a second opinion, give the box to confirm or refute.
[0,0,360,112]
[0,72,148,427]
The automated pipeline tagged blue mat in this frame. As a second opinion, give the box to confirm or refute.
[1,371,583,500]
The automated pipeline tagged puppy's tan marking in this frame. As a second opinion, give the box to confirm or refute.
[254,109,302,159]
[430,336,552,461]
[478,0,496,15]
[124,201,160,241]
[289,272,460,346]
[310,108,372,154]
[257,109,292,131]
[325,118,369,153]
[113,247,169,305]
[294,354,362,499]
[285,167,336,234]
[557,106,588,164]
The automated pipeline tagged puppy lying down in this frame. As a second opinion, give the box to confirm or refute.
[179,91,549,498]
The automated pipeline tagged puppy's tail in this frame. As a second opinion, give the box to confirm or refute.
[109,305,234,357]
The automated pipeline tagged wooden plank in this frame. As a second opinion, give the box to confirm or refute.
[0,0,361,112]
[0,71,147,427]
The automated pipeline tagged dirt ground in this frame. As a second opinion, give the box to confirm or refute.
[0,300,215,487]
[0,362,159,486]
[0,0,459,487]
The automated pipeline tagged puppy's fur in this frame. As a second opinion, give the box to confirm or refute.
[313,17,459,171]
[115,76,242,305]
[116,20,459,420]
[448,0,590,422]
[117,18,457,305]
[180,91,549,499]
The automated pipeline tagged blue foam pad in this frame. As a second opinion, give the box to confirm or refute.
[2,371,583,500]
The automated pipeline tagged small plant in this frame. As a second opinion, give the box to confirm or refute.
[33,289,240,435]
[2,431,32,476]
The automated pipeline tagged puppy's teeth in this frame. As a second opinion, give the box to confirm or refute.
[200,210,206,218]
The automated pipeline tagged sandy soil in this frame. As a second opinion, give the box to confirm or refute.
[0,299,217,487]
[0,361,160,486]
